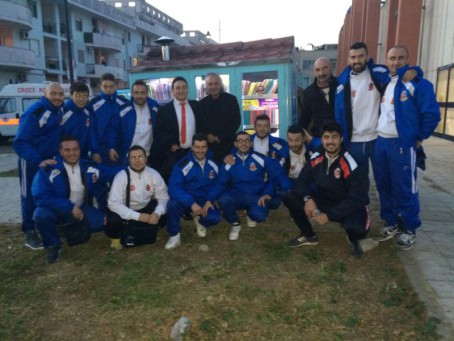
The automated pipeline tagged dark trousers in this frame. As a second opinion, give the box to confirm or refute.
[281,191,370,242]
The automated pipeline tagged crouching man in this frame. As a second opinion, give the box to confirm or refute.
[105,145,168,249]
[165,133,222,249]
[281,122,371,258]
[32,136,119,264]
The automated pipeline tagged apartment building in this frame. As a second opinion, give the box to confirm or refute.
[0,0,211,90]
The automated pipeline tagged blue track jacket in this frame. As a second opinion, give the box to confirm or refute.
[169,152,220,206]
[14,97,63,167]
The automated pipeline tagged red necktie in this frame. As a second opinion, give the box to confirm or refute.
[180,102,186,144]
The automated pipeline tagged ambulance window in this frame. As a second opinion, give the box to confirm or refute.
[0,98,16,114]
[23,98,40,111]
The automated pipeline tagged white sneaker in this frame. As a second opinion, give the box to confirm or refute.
[165,233,181,249]
[229,223,242,241]
[246,215,257,227]
[194,216,206,237]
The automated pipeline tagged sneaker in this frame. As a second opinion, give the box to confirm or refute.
[182,212,192,221]
[350,240,363,259]
[374,224,400,242]
[47,246,62,264]
[246,216,257,228]
[124,236,135,247]
[165,233,181,249]
[229,223,242,241]
[110,238,123,250]
[397,231,416,251]
[25,230,44,250]
[287,235,319,247]
[194,216,206,238]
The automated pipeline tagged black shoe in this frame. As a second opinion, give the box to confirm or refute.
[25,230,44,250]
[182,212,192,221]
[287,235,319,247]
[47,246,62,264]
[124,236,135,247]
[350,240,363,259]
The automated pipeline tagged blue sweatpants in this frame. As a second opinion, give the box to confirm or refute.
[166,198,222,237]
[374,137,420,233]
[34,205,104,248]
[218,190,269,224]
[18,158,39,233]
[349,140,376,176]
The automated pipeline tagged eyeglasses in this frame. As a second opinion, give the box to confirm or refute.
[130,155,145,160]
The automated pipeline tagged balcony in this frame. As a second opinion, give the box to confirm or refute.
[0,0,32,29]
[84,32,123,52]
[70,0,135,29]
[0,46,35,70]
[86,63,125,80]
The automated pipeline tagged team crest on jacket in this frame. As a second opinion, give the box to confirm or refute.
[250,163,257,171]
[86,118,90,127]
[130,184,135,191]
[368,83,374,91]
[351,90,356,98]
[209,170,215,179]
[400,91,408,102]
[271,151,277,159]
[334,168,341,179]
[146,184,151,191]
[92,173,98,183]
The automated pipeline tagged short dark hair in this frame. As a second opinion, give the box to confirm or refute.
[235,131,250,141]
[70,81,89,95]
[59,135,79,146]
[254,114,270,125]
[172,76,188,89]
[131,80,148,93]
[128,145,147,158]
[350,42,368,54]
[287,124,305,136]
[101,73,115,82]
[192,132,208,144]
[321,121,343,136]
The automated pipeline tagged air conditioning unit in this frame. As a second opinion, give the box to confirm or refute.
[86,46,94,54]
[20,30,30,39]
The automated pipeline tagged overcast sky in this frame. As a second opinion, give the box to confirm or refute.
[146,0,352,48]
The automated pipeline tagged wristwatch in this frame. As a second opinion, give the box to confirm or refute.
[303,196,312,203]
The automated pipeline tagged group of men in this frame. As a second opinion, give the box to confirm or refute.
[299,42,440,255]
[13,40,440,264]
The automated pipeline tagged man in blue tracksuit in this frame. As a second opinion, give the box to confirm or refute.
[88,72,128,165]
[61,81,93,160]
[109,80,159,165]
[165,133,222,249]
[32,136,121,263]
[213,131,282,241]
[13,82,64,250]
[335,42,390,174]
[374,46,440,250]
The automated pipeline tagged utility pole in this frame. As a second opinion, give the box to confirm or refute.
[64,0,74,83]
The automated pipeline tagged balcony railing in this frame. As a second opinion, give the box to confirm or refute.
[0,0,32,29]
[0,46,35,69]
[86,63,124,80]
[84,32,123,51]
[70,0,135,28]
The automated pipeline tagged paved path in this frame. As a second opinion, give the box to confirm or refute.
[1,137,453,338]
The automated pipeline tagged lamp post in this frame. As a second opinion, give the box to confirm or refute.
[64,0,74,83]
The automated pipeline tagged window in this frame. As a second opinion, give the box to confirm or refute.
[436,65,454,139]
[302,60,315,71]
[115,2,122,8]
[128,32,131,42]
[0,98,17,114]
[77,49,84,63]
[28,1,37,18]
[75,18,83,32]
[128,2,136,6]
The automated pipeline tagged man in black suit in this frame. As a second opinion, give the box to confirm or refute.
[153,76,201,182]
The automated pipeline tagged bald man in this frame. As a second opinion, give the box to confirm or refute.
[299,57,337,150]
[14,82,65,250]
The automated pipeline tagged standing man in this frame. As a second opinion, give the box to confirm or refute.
[374,46,440,250]
[335,42,389,173]
[165,133,222,249]
[299,57,337,150]
[106,145,168,249]
[111,80,159,165]
[62,81,93,160]
[199,72,241,163]
[155,76,201,182]
[88,72,128,164]
[32,137,118,264]
[281,122,370,258]
[213,131,281,241]
[13,82,64,250]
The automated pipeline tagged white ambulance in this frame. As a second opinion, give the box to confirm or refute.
[0,83,92,140]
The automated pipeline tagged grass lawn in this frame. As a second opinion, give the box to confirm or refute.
[0,204,441,340]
